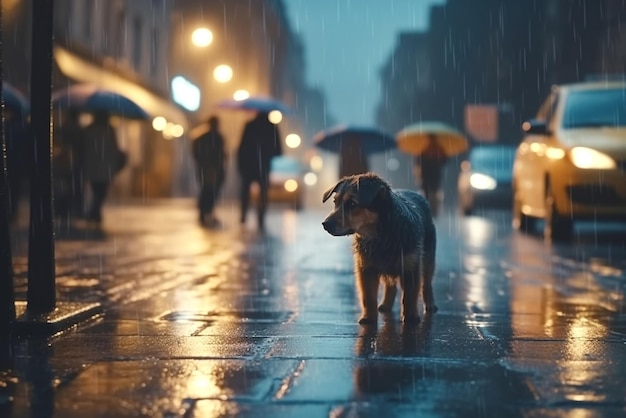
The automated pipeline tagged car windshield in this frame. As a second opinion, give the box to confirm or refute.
[470,147,516,170]
[562,87,626,128]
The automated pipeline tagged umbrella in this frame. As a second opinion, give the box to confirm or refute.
[2,82,30,114]
[52,84,150,120]
[217,95,292,114]
[396,121,468,156]
[313,124,396,154]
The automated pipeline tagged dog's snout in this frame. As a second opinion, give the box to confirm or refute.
[322,219,335,233]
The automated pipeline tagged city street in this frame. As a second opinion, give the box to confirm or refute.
[2,199,626,418]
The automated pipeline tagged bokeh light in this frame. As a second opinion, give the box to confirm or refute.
[285,133,301,149]
[268,110,282,124]
[191,28,213,47]
[233,90,250,101]
[152,116,167,131]
[213,65,233,83]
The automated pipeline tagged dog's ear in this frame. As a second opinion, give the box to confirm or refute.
[356,181,388,207]
[322,179,347,203]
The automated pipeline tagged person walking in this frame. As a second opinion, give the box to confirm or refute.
[80,111,125,225]
[192,115,226,227]
[338,135,369,178]
[414,134,448,216]
[236,111,282,231]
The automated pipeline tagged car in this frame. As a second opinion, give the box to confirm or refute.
[512,80,626,241]
[250,155,304,210]
[457,145,516,215]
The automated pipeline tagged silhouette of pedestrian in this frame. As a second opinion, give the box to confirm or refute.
[236,111,282,230]
[415,134,447,216]
[192,115,226,227]
[81,111,125,225]
[338,135,369,178]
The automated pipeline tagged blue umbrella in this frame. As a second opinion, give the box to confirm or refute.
[314,124,396,154]
[217,95,292,114]
[2,82,30,114]
[52,84,150,120]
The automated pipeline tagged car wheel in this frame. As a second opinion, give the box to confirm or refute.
[544,181,573,242]
[512,187,535,232]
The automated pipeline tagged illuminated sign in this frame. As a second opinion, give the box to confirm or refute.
[171,76,200,111]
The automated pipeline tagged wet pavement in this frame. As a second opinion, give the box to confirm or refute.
[2,199,626,417]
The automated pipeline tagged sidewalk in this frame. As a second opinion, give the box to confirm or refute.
[2,198,626,417]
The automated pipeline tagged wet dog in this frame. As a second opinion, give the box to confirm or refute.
[322,172,437,324]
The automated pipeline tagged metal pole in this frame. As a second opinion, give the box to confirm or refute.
[0,2,17,331]
[27,0,56,314]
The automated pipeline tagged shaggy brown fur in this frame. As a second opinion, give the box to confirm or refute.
[322,173,437,324]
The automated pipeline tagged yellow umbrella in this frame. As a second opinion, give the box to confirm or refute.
[396,121,468,156]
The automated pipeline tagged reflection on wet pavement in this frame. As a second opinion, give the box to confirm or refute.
[2,202,626,417]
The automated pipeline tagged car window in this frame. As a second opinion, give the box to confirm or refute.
[562,87,626,128]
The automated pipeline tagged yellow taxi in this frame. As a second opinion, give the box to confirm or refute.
[512,81,626,241]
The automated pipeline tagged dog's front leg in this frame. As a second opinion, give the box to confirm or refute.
[400,270,420,324]
[378,279,397,313]
[356,265,379,325]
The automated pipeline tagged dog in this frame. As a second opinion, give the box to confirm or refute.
[322,172,437,324]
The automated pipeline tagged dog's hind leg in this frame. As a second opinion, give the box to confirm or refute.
[400,271,420,324]
[422,254,438,313]
[378,279,397,313]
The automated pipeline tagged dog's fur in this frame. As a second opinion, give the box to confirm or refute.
[322,172,437,324]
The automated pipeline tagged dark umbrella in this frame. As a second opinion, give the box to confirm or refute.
[52,84,150,120]
[1,82,30,114]
[313,125,396,154]
[217,95,292,114]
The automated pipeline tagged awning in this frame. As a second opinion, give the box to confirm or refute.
[53,46,188,129]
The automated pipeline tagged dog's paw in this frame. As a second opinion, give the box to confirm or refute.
[377,304,393,313]
[425,304,439,313]
[402,315,420,324]
[358,316,377,325]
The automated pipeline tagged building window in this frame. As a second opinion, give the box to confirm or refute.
[132,16,143,71]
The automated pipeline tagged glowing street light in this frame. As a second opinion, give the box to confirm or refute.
[192,28,213,47]
[213,65,233,83]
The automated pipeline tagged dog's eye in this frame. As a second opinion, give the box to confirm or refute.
[345,200,357,209]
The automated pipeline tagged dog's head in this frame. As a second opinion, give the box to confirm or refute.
[321,172,391,237]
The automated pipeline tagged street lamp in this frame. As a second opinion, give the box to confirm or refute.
[213,65,233,83]
[192,28,213,47]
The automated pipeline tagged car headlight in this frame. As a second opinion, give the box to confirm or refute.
[570,147,616,169]
[469,173,497,190]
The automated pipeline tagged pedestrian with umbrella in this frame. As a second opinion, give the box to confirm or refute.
[191,115,226,227]
[236,111,283,231]
[313,124,396,179]
[396,121,468,216]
